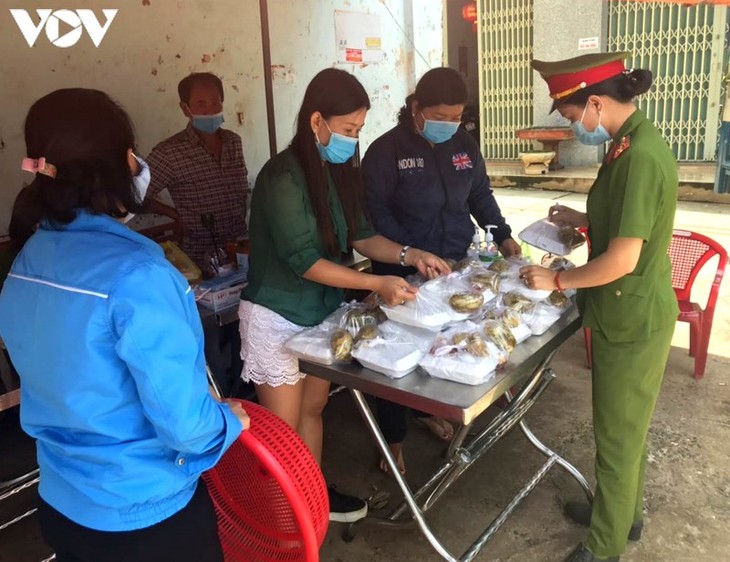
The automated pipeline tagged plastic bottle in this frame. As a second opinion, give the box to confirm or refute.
[479,225,499,263]
[520,240,532,261]
[467,226,481,260]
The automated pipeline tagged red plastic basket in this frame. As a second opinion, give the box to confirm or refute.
[203,400,329,562]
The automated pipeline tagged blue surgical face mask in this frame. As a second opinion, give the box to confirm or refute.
[316,120,358,164]
[191,111,225,134]
[571,102,611,146]
[418,112,460,144]
[124,155,151,224]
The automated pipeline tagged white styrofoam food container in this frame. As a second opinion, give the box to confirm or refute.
[352,340,423,379]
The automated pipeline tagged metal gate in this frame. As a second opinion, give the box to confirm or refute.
[477,0,534,160]
[608,1,728,161]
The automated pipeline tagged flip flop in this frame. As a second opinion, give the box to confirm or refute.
[415,416,455,441]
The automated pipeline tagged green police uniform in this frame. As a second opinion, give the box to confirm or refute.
[582,109,679,558]
[533,53,679,560]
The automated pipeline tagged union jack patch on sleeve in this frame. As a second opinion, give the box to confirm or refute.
[452,152,473,171]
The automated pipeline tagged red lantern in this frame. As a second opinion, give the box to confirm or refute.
[462,2,477,24]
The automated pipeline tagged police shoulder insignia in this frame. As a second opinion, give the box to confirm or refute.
[605,136,630,165]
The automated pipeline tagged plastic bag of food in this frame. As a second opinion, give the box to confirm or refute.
[351,321,435,379]
[284,323,355,365]
[323,300,388,335]
[546,290,571,311]
[485,255,532,276]
[501,291,538,314]
[439,273,497,313]
[541,255,576,272]
[518,219,586,256]
[453,257,484,273]
[482,305,532,345]
[284,325,338,365]
[381,274,494,330]
[418,322,500,385]
[481,319,517,361]
[498,273,553,301]
[521,302,562,336]
[463,266,502,294]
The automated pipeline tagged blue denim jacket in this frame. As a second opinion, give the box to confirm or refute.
[0,211,242,531]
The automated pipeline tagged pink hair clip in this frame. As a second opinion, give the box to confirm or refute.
[21,157,57,179]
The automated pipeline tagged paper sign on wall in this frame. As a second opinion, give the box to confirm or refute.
[578,37,599,51]
[335,10,384,64]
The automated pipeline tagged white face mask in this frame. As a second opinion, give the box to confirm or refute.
[123,155,151,224]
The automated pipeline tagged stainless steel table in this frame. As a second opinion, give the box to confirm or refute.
[300,305,593,562]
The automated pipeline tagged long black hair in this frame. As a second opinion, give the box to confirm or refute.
[22,88,143,226]
[290,68,370,257]
[555,69,653,110]
[398,67,468,128]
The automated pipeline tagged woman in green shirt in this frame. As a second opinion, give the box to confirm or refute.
[520,53,679,562]
[239,68,450,523]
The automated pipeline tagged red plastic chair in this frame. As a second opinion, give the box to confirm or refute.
[583,229,727,379]
[203,400,329,562]
[668,229,727,379]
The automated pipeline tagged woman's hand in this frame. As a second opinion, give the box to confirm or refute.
[548,204,588,229]
[405,249,452,280]
[499,238,522,258]
[376,275,418,306]
[224,400,251,431]
[518,265,558,291]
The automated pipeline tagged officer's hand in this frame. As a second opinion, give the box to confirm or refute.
[547,204,588,229]
[518,265,557,291]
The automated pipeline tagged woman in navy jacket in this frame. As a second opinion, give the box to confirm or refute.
[362,68,520,473]
[0,89,249,562]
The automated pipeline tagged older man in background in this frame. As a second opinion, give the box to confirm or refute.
[145,72,249,275]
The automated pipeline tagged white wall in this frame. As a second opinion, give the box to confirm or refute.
[266,0,443,154]
[0,0,443,235]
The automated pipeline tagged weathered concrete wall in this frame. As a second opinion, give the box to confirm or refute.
[266,0,443,154]
[0,0,443,235]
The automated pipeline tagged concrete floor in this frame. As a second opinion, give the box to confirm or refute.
[2,189,729,561]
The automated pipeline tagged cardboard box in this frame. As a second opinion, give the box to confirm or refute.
[195,271,247,312]
[196,283,245,312]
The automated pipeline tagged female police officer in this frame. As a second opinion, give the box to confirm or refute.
[520,53,679,562]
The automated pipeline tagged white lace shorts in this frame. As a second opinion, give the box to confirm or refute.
[238,300,307,387]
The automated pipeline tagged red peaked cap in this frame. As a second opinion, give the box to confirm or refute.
[532,52,629,107]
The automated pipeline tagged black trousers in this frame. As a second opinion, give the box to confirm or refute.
[38,480,223,562]
[369,261,431,445]
[376,398,431,444]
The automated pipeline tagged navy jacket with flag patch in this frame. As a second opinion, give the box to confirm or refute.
[362,123,512,267]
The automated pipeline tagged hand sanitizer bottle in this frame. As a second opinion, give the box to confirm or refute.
[479,225,499,263]
[467,225,481,260]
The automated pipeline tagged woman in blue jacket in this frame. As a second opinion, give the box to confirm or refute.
[362,67,521,473]
[0,89,249,562]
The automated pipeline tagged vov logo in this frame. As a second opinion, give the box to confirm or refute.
[10,9,118,48]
